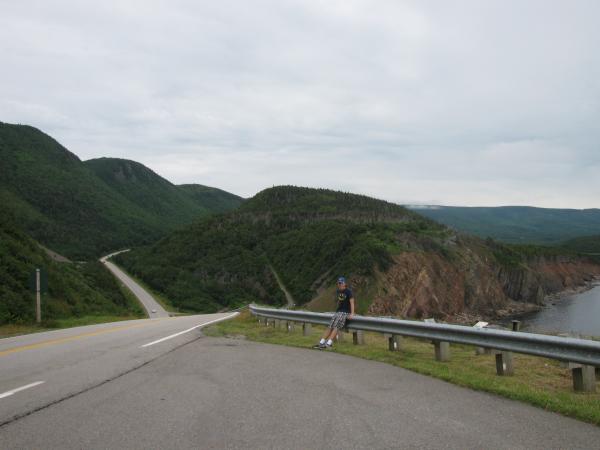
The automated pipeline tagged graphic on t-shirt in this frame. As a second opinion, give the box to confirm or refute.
[336,289,352,313]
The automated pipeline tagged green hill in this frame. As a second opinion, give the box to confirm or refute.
[85,158,243,227]
[115,186,450,313]
[560,235,600,263]
[116,186,600,319]
[408,206,600,244]
[0,214,143,325]
[178,184,244,214]
[0,122,242,259]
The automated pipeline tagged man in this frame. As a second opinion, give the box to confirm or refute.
[313,276,355,349]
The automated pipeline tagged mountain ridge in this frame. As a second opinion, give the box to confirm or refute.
[407,205,600,244]
[0,122,243,259]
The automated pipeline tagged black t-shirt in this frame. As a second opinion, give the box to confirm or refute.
[336,288,353,313]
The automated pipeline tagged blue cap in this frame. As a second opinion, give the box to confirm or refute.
[337,276,346,284]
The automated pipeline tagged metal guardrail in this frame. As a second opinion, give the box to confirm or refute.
[250,305,600,367]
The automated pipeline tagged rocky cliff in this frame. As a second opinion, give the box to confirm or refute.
[363,253,600,322]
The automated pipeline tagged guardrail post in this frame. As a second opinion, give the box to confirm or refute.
[495,352,514,376]
[388,335,402,351]
[352,330,364,345]
[303,323,312,336]
[287,321,294,333]
[433,341,450,362]
[274,319,281,329]
[572,365,596,392]
[496,320,519,376]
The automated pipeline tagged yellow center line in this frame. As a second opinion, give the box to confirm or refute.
[0,319,169,357]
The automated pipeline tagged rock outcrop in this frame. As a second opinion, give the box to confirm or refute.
[363,252,600,321]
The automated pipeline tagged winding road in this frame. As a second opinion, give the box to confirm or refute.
[1,255,599,448]
[100,250,170,318]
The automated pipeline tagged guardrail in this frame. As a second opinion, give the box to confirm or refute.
[250,305,600,392]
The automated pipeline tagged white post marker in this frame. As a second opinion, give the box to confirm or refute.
[0,381,45,400]
[141,312,239,348]
[36,268,41,324]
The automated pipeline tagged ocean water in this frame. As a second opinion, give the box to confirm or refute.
[520,283,600,337]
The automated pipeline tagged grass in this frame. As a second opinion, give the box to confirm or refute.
[107,258,182,314]
[205,311,600,427]
[0,315,143,339]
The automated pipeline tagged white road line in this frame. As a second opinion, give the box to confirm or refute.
[0,381,45,400]
[140,313,239,348]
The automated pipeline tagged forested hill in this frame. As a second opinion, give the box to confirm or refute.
[0,214,143,325]
[0,122,242,259]
[116,185,600,320]
[178,184,245,214]
[85,158,243,228]
[116,186,440,312]
[560,235,600,263]
[238,186,419,220]
[408,205,600,245]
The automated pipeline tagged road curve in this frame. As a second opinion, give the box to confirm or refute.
[100,250,170,318]
[2,337,599,449]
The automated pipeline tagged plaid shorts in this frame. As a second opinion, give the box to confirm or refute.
[329,312,349,330]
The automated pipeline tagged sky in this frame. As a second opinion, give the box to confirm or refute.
[1,0,599,208]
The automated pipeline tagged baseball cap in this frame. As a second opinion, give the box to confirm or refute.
[337,276,346,284]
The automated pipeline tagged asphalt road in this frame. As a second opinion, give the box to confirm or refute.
[2,335,599,449]
[0,313,237,428]
[100,250,169,318]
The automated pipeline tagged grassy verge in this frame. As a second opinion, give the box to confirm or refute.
[205,311,600,426]
[106,259,182,314]
[0,315,143,339]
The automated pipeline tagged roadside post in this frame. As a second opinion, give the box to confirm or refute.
[29,268,48,324]
[302,323,312,336]
[496,321,520,376]
[36,269,41,323]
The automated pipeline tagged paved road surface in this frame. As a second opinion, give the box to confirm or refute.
[100,250,169,318]
[0,313,236,427]
[2,334,599,449]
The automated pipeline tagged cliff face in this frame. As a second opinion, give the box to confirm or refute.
[362,252,600,321]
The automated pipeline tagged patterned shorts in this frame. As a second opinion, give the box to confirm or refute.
[329,312,349,330]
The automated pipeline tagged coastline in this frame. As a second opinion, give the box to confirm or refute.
[450,275,600,327]
[498,276,600,327]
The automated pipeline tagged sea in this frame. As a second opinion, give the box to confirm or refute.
[517,282,600,338]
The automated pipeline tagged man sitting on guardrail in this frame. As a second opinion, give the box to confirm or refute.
[313,276,355,350]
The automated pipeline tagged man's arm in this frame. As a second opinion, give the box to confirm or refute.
[349,297,355,319]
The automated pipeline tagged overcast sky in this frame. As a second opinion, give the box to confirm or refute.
[1,1,599,208]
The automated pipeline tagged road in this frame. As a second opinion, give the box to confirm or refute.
[2,334,600,449]
[100,250,170,318]
[0,313,236,428]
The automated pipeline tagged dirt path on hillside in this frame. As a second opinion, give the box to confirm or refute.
[268,265,295,307]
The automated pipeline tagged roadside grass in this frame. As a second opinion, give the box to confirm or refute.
[106,259,182,314]
[0,315,143,339]
[205,311,600,426]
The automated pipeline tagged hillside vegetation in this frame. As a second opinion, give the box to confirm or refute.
[560,235,600,263]
[116,186,442,312]
[117,186,600,319]
[85,158,243,228]
[0,214,144,325]
[0,122,243,259]
[410,206,600,245]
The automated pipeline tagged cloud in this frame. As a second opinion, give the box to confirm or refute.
[1,0,599,208]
